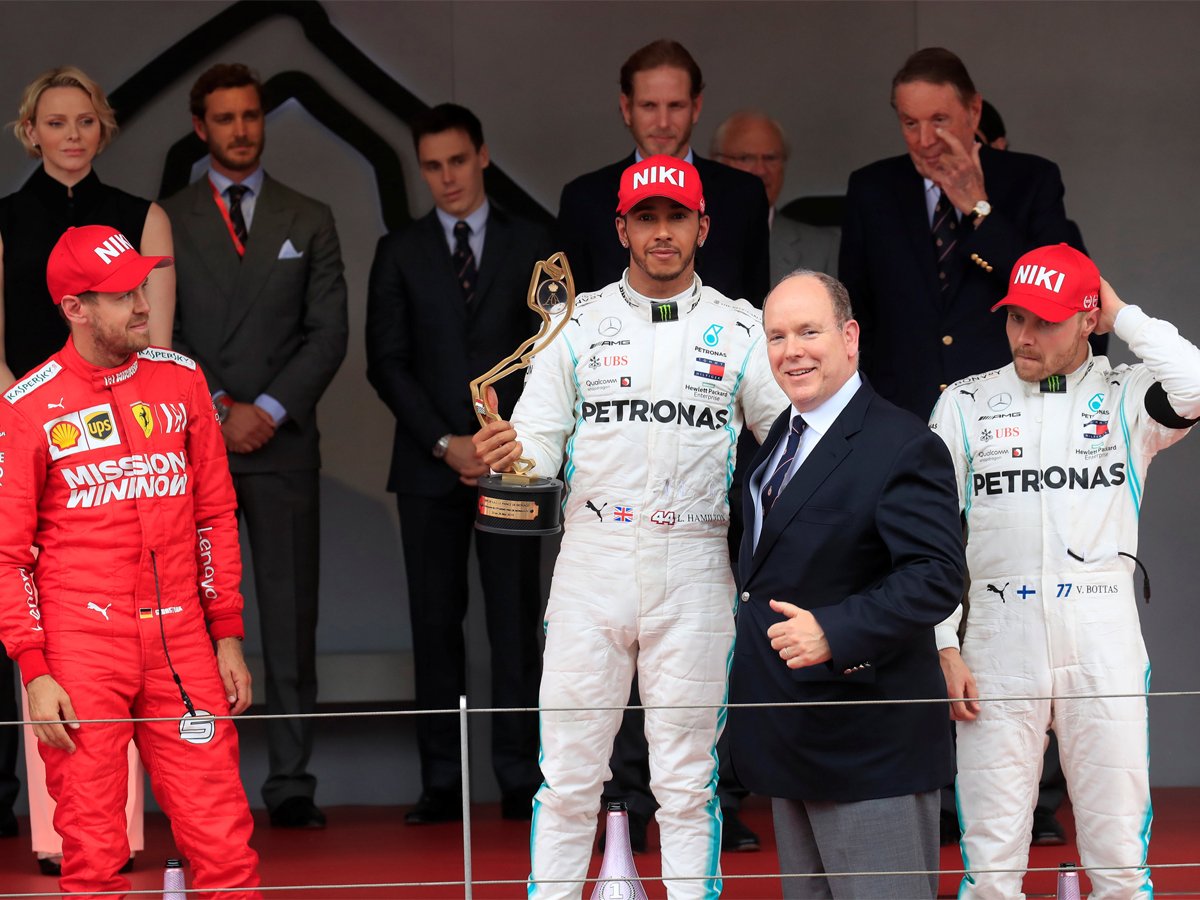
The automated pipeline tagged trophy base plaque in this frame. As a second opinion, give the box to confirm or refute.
[475,473,563,535]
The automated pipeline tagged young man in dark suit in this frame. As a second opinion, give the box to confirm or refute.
[558,39,769,306]
[162,63,348,830]
[729,271,966,898]
[366,104,550,825]
[557,39,770,851]
[839,47,1081,419]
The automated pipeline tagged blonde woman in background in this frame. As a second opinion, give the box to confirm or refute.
[0,65,173,876]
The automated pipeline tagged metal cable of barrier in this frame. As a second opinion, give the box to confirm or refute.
[2,686,1198,730]
[1,690,1198,898]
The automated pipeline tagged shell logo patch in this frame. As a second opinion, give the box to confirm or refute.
[44,404,122,460]
[49,421,81,451]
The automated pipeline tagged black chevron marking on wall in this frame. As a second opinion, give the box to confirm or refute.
[106,0,552,231]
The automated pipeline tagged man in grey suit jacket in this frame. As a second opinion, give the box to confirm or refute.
[712,111,839,283]
[366,104,549,826]
[162,63,348,829]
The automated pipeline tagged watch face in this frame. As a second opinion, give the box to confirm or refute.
[975,201,992,216]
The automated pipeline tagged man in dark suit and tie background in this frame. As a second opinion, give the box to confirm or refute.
[839,47,1081,418]
[729,271,965,898]
[366,104,549,825]
[556,38,771,851]
[558,39,769,305]
[162,63,348,830]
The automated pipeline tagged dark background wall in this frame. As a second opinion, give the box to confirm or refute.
[1,1,1197,806]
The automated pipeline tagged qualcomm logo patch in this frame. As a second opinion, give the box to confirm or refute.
[179,711,216,745]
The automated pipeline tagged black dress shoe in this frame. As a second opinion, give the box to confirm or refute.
[721,809,760,852]
[38,857,62,877]
[119,855,135,874]
[940,809,962,846]
[269,796,327,829]
[1031,809,1066,846]
[0,808,18,838]
[405,793,462,825]
[598,808,648,854]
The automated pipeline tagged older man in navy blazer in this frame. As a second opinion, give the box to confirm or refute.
[728,271,965,898]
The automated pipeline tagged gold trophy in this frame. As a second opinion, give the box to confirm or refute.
[471,252,575,535]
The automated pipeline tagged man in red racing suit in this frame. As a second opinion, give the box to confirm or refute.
[0,225,260,898]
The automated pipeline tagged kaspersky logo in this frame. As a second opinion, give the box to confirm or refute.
[652,302,678,323]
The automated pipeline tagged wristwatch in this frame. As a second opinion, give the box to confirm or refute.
[432,434,453,459]
[214,393,235,424]
[969,199,992,227]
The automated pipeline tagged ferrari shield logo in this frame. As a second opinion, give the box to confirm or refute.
[130,402,154,438]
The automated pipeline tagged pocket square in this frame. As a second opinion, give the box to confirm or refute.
[277,239,303,260]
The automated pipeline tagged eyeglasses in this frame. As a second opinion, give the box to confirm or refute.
[715,152,786,169]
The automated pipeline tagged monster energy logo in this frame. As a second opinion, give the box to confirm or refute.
[652,301,679,323]
[1040,375,1066,393]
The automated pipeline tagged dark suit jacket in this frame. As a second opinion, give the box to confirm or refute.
[162,174,348,473]
[365,206,552,496]
[728,379,965,802]
[558,153,770,304]
[839,146,1081,417]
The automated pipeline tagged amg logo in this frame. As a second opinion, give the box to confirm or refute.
[972,463,1125,496]
[581,399,730,430]
[1012,264,1066,293]
[632,165,684,189]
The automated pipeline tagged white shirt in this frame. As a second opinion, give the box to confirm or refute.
[751,371,863,548]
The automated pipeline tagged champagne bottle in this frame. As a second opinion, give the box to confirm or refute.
[590,802,649,900]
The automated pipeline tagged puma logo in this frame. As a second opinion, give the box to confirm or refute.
[585,500,608,521]
[87,601,112,621]
[47,397,65,410]
[735,321,753,336]
[959,388,979,399]
[570,314,583,326]
[986,582,1010,602]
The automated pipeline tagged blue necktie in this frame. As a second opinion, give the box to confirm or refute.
[761,415,806,518]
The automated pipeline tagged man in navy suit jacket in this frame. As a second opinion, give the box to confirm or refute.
[839,47,1081,418]
[366,104,550,825]
[729,271,965,898]
[558,39,769,305]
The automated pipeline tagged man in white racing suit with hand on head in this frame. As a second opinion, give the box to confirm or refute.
[474,154,784,898]
[932,242,1200,899]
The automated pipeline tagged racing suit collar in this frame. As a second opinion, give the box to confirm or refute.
[1021,349,1097,396]
[58,335,139,391]
[617,270,704,323]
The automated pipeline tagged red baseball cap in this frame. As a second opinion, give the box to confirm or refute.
[616,155,705,215]
[46,225,172,304]
[992,243,1100,323]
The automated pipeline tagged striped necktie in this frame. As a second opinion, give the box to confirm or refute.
[931,189,957,293]
[453,220,477,304]
[761,415,806,518]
